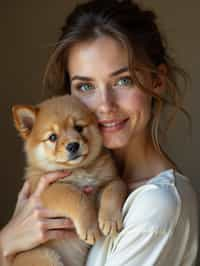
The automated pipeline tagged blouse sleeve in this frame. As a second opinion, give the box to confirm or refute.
[103,183,182,266]
[104,224,175,266]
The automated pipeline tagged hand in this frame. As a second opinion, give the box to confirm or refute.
[0,171,75,260]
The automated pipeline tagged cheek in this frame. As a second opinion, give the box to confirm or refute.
[33,145,47,161]
[34,143,55,161]
[27,137,56,162]
[30,143,61,171]
[33,145,63,171]
[119,89,151,115]
[73,93,97,111]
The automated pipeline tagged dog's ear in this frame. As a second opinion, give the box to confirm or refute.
[12,105,39,139]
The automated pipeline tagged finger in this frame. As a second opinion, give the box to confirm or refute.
[33,170,71,198]
[34,207,69,219]
[18,181,30,200]
[45,229,77,241]
[43,218,75,230]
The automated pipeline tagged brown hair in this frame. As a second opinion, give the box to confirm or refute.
[43,0,191,167]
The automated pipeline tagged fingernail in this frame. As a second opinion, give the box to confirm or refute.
[65,219,73,227]
[60,170,71,176]
[61,170,70,173]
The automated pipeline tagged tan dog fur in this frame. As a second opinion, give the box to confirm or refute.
[12,95,127,266]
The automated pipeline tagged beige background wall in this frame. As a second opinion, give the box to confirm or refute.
[0,0,199,261]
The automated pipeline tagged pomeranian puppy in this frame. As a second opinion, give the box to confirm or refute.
[12,95,127,266]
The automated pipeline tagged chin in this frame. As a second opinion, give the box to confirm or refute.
[103,138,129,150]
[101,124,134,149]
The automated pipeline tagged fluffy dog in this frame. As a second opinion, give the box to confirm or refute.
[12,95,127,266]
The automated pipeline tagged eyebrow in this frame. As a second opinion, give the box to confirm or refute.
[71,66,129,82]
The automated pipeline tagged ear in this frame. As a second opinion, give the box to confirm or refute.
[12,105,39,139]
[152,64,168,95]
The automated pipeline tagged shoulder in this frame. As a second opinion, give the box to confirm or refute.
[122,169,183,232]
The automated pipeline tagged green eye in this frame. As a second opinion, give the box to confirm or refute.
[78,84,94,92]
[116,77,133,87]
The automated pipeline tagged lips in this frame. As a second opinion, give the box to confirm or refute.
[98,118,129,132]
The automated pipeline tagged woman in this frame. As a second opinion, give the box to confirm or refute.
[0,0,198,265]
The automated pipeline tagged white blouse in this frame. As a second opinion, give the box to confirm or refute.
[86,169,199,266]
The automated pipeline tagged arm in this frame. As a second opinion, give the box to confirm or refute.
[104,224,173,266]
[107,185,182,266]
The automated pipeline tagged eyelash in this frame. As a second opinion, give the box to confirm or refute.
[114,76,133,87]
[75,83,94,92]
[74,76,133,93]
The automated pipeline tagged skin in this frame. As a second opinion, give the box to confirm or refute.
[0,35,173,265]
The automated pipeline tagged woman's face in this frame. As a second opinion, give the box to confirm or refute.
[67,36,155,149]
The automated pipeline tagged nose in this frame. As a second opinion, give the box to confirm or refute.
[66,142,80,154]
[98,87,117,114]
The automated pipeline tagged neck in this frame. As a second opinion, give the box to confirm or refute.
[112,129,175,184]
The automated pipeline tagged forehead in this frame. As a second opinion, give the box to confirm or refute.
[67,36,129,76]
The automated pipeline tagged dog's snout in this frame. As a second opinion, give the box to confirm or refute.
[66,142,80,153]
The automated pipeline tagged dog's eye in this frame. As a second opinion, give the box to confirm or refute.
[48,133,57,142]
[74,125,84,133]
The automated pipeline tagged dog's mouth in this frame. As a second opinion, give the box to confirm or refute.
[67,153,88,164]
[55,153,88,165]
[70,154,82,161]
[69,153,85,161]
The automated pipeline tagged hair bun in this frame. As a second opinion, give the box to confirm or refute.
[143,10,157,21]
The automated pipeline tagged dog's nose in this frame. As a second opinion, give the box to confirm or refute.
[66,142,80,153]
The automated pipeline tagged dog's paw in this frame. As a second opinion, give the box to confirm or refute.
[77,223,101,245]
[98,210,123,236]
[85,226,102,245]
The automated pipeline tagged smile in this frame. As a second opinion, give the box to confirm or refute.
[98,118,129,132]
